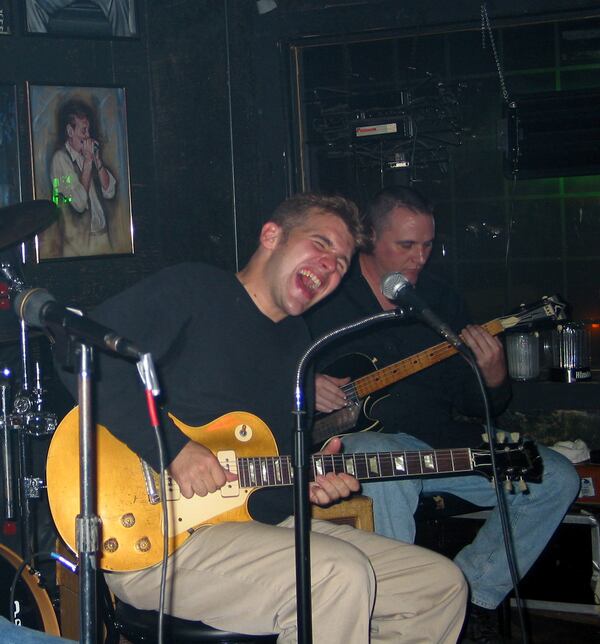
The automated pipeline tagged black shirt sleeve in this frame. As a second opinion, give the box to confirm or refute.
[56,265,196,470]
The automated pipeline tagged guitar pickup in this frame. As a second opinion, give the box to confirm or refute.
[218,450,239,498]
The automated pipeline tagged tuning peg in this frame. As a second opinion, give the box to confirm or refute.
[517,478,529,494]
[496,431,506,443]
[481,433,489,443]
[510,432,520,443]
[503,479,513,493]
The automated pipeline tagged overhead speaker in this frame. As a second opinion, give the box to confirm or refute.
[501,89,600,179]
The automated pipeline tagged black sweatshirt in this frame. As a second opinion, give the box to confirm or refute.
[58,262,311,524]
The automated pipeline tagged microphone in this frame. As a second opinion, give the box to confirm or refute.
[15,288,142,360]
[381,272,467,352]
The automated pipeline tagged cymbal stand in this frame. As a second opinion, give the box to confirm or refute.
[0,369,15,522]
[16,418,40,564]
[19,318,31,394]
[11,312,56,568]
[13,319,48,566]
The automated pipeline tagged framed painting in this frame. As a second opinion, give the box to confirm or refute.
[0,1,12,35]
[24,0,138,39]
[28,83,134,260]
[0,84,20,208]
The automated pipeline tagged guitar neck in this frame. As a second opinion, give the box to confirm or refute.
[236,447,474,489]
[352,318,505,399]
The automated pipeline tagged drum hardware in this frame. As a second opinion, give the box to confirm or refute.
[10,361,58,569]
[0,543,60,635]
[1,371,61,637]
[0,262,26,294]
[22,476,45,500]
[11,362,58,437]
[1,375,14,521]
[0,209,64,636]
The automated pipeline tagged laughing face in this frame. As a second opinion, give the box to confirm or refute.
[261,209,355,321]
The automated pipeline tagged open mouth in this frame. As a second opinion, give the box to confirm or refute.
[298,268,322,297]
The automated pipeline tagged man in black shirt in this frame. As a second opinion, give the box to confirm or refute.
[306,186,579,639]
[58,193,467,642]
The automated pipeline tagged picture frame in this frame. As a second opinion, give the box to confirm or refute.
[0,84,21,208]
[28,83,134,260]
[0,1,13,35]
[24,0,138,39]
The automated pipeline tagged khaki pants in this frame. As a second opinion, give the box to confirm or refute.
[105,518,467,643]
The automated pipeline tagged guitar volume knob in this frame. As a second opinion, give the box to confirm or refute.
[135,537,151,552]
[103,538,119,553]
[121,513,136,528]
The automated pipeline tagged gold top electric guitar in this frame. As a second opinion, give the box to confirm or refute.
[46,408,542,572]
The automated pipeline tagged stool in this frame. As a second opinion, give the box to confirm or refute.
[113,600,277,643]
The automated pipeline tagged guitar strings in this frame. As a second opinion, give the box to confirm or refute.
[235,449,474,486]
[338,319,503,400]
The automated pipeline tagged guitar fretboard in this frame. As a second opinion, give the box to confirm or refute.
[233,448,474,488]
[352,319,505,399]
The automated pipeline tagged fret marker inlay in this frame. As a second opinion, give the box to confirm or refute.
[344,456,356,476]
[315,458,324,476]
[368,456,380,475]
[394,455,406,473]
[274,459,281,483]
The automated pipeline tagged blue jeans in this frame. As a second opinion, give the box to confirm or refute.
[0,617,74,643]
[342,431,581,609]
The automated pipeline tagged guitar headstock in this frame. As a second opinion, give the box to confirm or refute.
[500,294,567,331]
[472,433,544,490]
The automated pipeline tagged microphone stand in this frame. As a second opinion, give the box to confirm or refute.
[75,342,99,644]
[53,331,100,644]
[292,308,407,644]
[17,291,142,644]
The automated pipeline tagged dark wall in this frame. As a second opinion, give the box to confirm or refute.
[0,1,255,310]
[0,1,160,309]
[146,0,237,269]
[3,0,598,307]
[232,0,600,264]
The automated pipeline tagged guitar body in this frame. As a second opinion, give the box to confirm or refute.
[314,353,386,442]
[46,408,278,572]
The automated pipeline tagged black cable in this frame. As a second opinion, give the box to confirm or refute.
[138,360,168,644]
[462,350,530,644]
[8,550,50,625]
[151,422,169,644]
